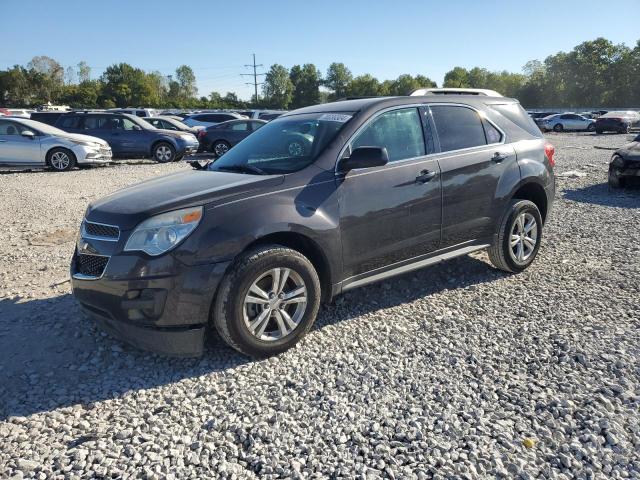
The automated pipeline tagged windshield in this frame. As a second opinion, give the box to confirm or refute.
[18,118,68,136]
[208,112,353,175]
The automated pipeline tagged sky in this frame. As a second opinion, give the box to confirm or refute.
[3,0,639,100]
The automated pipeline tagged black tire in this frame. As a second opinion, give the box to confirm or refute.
[152,142,175,163]
[620,125,631,134]
[488,200,543,273]
[46,147,76,172]
[213,245,321,358]
[608,169,625,189]
[587,123,596,132]
[212,140,231,158]
[174,154,184,162]
[553,124,563,133]
[596,129,603,135]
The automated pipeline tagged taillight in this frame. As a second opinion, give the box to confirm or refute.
[197,130,206,139]
[544,143,555,167]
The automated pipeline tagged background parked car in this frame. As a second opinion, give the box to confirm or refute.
[536,113,595,132]
[197,119,266,156]
[595,111,640,134]
[235,109,287,120]
[54,112,198,162]
[7,109,35,118]
[529,111,559,119]
[30,111,66,126]
[182,112,247,128]
[108,108,157,118]
[0,117,111,171]
[142,116,201,135]
[608,133,640,188]
[0,108,10,116]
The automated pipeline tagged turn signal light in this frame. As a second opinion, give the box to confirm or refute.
[544,143,555,167]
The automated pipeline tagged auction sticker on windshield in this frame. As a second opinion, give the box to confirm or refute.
[319,113,352,123]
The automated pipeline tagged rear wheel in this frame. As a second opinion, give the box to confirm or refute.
[587,123,596,132]
[152,142,175,163]
[47,148,76,172]
[213,245,321,358]
[488,200,543,273]
[620,125,631,134]
[213,140,231,157]
[553,124,563,133]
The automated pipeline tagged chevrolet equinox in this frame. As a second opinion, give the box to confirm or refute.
[71,95,555,357]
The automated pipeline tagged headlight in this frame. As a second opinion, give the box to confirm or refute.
[70,139,101,148]
[180,134,196,141]
[124,206,203,256]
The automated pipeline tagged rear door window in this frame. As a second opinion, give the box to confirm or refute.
[351,107,425,162]
[83,115,111,130]
[430,105,487,152]
[59,116,80,129]
[230,122,249,131]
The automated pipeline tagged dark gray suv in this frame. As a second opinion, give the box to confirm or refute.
[71,95,555,357]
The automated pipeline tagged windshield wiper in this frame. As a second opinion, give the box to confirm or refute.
[214,164,267,175]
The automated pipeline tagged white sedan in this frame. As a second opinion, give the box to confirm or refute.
[0,118,112,171]
[537,113,596,133]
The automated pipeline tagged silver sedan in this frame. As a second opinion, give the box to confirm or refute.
[536,113,596,133]
[0,118,112,171]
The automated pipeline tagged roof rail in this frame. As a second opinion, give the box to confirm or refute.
[410,88,503,97]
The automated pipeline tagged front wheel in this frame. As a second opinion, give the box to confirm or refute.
[488,200,543,273]
[47,148,76,172]
[608,169,625,189]
[152,142,175,163]
[213,245,321,358]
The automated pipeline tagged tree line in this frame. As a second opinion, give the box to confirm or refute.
[1,37,638,110]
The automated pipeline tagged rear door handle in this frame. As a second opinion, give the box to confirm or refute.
[415,169,437,183]
[492,152,508,162]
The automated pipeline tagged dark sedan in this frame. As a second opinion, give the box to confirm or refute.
[609,134,640,188]
[197,119,266,157]
[595,111,640,134]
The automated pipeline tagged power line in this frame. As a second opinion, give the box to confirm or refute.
[240,54,265,102]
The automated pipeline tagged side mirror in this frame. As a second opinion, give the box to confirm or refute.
[21,130,35,139]
[339,146,389,172]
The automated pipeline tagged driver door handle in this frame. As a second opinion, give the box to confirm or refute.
[415,169,437,183]
[492,152,508,162]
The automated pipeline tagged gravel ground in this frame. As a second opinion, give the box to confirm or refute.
[0,134,639,479]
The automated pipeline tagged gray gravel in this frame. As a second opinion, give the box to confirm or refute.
[1,134,639,479]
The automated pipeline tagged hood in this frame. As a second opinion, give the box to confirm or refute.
[86,170,284,229]
[617,141,640,161]
[60,133,109,146]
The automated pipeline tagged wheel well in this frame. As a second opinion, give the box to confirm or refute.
[245,232,333,303]
[513,182,548,223]
[46,146,76,165]
[150,139,174,156]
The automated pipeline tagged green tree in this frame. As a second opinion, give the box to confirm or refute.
[289,64,322,108]
[77,61,91,83]
[100,63,155,107]
[263,64,294,108]
[443,67,469,88]
[325,62,353,100]
[175,65,198,99]
[346,74,382,97]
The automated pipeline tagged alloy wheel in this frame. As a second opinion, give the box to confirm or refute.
[243,267,307,341]
[214,142,229,157]
[50,151,70,170]
[509,212,538,263]
[155,145,173,162]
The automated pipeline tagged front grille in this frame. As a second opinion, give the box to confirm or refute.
[83,221,119,240]
[76,253,109,278]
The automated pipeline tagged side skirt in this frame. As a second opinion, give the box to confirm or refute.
[339,241,490,293]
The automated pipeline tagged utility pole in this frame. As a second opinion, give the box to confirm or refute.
[241,54,265,104]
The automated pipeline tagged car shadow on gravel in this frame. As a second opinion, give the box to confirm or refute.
[0,255,503,420]
[563,182,640,208]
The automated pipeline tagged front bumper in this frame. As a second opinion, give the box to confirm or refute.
[70,247,230,356]
[75,145,113,165]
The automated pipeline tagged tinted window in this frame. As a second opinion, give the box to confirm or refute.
[60,116,80,129]
[482,120,502,144]
[431,106,487,152]
[560,114,571,119]
[250,121,265,131]
[351,108,425,162]
[83,116,111,130]
[490,103,541,138]
[112,117,139,130]
[230,122,249,131]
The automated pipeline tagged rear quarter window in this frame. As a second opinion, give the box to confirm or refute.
[490,103,542,137]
